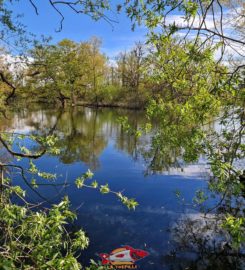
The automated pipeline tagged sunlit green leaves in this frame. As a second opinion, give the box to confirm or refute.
[222,215,245,249]
[72,230,89,250]
[91,180,98,188]
[75,169,94,188]
[193,189,208,205]
[0,195,88,269]
[75,177,85,189]
[99,183,110,194]
[27,38,107,106]
[84,169,94,179]
[29,160,57,181]
[74,169,139,210]
[28,159,38,174]
[117,192,139,210]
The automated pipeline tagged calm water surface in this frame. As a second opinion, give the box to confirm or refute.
[1,106,214,270]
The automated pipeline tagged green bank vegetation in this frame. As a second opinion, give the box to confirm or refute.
[1,36,227,110]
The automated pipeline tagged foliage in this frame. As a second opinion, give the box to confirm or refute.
[24,38,107,106]
[0,133,138,269]
[0,195,88,269]
[222,215,245,249]
[14,35,227,112]
[0,0,244,268]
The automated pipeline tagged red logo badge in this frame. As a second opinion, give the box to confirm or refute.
[99,245,149,269]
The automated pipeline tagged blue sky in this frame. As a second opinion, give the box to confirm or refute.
[8,1,239,62]
[10,1,147,59]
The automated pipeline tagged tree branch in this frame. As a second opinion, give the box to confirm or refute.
[0,135,46,159]
[0,71,16,105]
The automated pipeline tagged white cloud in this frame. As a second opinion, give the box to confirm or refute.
[165,14,218,30]
[0,54,33,74]
[166,11,245,63]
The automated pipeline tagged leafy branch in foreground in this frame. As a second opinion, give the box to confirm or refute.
[0,194,88,269]
[0,133,138,269]
[75,169,138,210]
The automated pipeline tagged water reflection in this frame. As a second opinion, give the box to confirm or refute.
[0,106,221,270]
[0,106,210,176]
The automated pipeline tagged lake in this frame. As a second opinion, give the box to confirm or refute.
[0,106,216,270]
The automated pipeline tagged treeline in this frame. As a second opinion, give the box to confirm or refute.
[22,37,148,108]
[1,35,225,109]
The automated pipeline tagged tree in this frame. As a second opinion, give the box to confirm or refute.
[0,0,244,268]
[26,39,106,107]
[87,37,107,105]
[116,42,146,107]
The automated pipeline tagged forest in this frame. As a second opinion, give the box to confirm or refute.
[2,35,224,110]
[0,1,244,270]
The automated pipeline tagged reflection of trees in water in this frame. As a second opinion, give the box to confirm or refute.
[115,110,148,161]
[143,127,197,174]
[142,118,218,174]
[0,106,208,173]
[0,114,20,165]
[54,108,108,170]
[1,107,243,269]
[0,146,12,165]
[5,107,149,170]
[2,107,117,169]
[56,108,147,169]
[166,215,245,270]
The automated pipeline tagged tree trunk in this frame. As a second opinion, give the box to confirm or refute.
[0,164,3,202]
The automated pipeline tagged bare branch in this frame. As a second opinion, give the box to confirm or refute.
[0,135,46,159]
[175,26,245,46]
[28,0,39,15]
